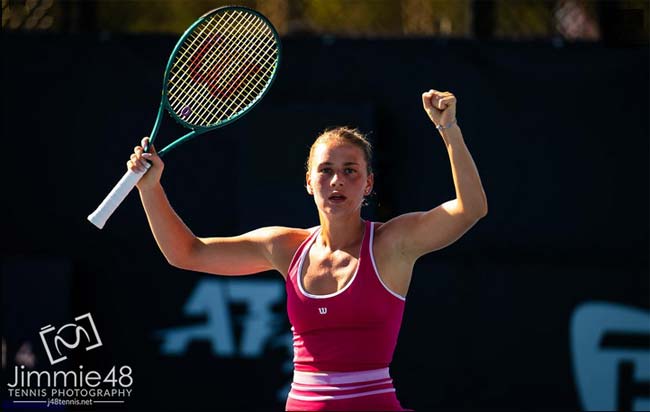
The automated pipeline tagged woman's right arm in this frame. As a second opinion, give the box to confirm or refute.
[130,137,302,277]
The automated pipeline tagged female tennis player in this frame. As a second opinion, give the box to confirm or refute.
[129,89,487,411]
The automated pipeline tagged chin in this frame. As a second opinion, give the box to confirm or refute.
[321,203,361,217]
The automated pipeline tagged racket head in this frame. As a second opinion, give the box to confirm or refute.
[161,6,281,134]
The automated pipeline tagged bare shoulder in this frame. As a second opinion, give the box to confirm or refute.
[372,213,420,255]
[239,225,311,243]
[372,211,438,263]
[260,226,313,244]
[256,226,315,279]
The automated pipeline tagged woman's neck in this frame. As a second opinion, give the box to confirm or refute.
[316,213,365,251]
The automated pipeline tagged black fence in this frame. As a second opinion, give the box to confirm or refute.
[2,32,648,411]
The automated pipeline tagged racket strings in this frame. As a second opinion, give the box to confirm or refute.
[167,9,278,127]
[198,14,277,118]
[172,12,275,125]
[180,12,273,121]
[207,14,277,115]
[170,12,241,122]
[168,15,230,122]
[168,13,235,122]
[207,20,276,119]
[207,16,275,113]
[172,14,253,107]
[221,19,277,114]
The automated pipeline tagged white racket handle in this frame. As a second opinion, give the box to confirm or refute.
[87,163,151,229]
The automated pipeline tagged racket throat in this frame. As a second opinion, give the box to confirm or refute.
[147,101,166,152]
[156,130,201,158]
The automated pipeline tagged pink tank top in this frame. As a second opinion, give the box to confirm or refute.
[286,220,406,372]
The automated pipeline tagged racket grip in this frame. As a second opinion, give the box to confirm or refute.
[87,163,151,229]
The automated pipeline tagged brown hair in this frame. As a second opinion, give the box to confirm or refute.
[305,127,373,175]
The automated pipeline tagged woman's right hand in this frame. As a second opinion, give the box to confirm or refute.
[128,136,164,191]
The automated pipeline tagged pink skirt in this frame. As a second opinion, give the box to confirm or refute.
[285,367,411,411]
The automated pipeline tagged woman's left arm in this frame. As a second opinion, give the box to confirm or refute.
[382,89,488,260]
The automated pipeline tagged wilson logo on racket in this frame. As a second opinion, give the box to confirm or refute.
[190,35,262,100]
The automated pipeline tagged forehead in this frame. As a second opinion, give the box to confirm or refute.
[311,140,365,163]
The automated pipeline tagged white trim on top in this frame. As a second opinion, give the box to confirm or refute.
[296,227,362,300]
[288,388,396,401]
[369,222,406,301]
[286,226,321,282]
[293,367,390,385]
[290,379,393,392]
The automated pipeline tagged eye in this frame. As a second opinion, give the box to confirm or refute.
[344,168,357,174]
[320,167,333,174]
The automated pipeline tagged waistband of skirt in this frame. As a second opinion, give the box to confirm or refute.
[292,367,390,385]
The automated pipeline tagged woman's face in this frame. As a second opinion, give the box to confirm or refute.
[306,140,373,216]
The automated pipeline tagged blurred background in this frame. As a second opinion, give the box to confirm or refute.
[2,0,649,411]
[2,0,648,43]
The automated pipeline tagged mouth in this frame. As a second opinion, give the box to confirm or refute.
[328,193,347,203]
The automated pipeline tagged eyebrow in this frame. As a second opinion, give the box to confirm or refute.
[317,162,360,167]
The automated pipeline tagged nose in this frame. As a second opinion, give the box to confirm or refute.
[330,171,344,187]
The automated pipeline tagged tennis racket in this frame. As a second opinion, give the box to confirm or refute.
[88,6,281,229]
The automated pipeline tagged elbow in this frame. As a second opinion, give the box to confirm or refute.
[460,189,488,221]
[479,202,488,219]
[164,254,190,270]
[476,190,488,219]
[467,199,488,221]
[478,200,488,218]
[482,192,488,217]
[467,208,487,223]
[163,239,200,270]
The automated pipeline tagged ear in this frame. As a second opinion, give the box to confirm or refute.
[365,173,374,195]
[305,171,313,195]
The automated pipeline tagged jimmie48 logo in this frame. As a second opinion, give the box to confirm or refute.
[39,312,103,365]
[7,312,133,408]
